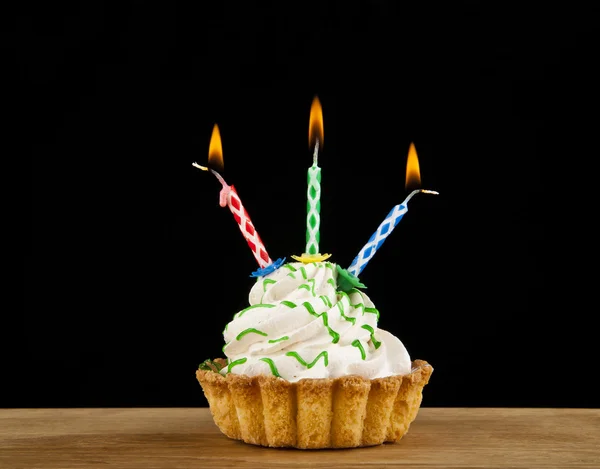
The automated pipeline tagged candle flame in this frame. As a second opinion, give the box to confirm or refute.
[405,142,421,191]
[308,95,324,151]
[208,123,224,172]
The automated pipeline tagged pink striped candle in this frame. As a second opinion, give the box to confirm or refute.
[193,162,272,269]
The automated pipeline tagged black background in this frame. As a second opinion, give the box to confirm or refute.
[13,2,597,408]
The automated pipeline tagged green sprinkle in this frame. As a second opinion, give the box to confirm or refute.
[352,339,366,360]
[260,357,282,378]
[235,328,268,341]
[300,266,308,279]
[327,278,336,288]
[227,357,247,373]
[302,301,317,315]
[319,295,332,308]
[281,300,297,308]
[263,279,277,292]
[287,272,296,279]
[336,292,356,323]
[268,335,289,343]
[237,303,275,318]
[284,264,297,272]
[286,350,329,368]
[303,301,340,343]
[298,278,317,296]
[364,307,380,320]
[325,263,334,270]
[308,278,316,295]
[337,301,356,324]
[348,288,365,316]
[361,324,382,349]
[338,291,349,299]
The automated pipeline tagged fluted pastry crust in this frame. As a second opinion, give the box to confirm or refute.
[197,358,432,449]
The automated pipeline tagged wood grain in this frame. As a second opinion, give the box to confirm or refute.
[0,408,598,468]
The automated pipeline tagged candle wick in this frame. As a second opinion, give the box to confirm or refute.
[313,140,319,166]
[194,162,231,206]
[193,161,230,188]
[192,162,208,171]
[209,168,229,189]
[403,189,440,205]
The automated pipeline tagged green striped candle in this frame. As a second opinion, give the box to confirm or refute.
[306,142,321,255]
[305,95,324,256]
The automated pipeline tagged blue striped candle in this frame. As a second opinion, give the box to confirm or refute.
[347,189,438,277]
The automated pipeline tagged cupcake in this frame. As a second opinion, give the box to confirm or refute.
[196,260,432,449]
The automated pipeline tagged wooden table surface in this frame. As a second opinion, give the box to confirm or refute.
[1,408,598,468]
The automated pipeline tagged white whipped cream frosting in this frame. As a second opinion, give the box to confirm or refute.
[221,262,411,382]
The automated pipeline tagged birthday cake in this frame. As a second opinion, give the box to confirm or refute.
[196,260,432,449]
[195,98,434,448]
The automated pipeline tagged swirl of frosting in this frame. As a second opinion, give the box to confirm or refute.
[221,262,411,381]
